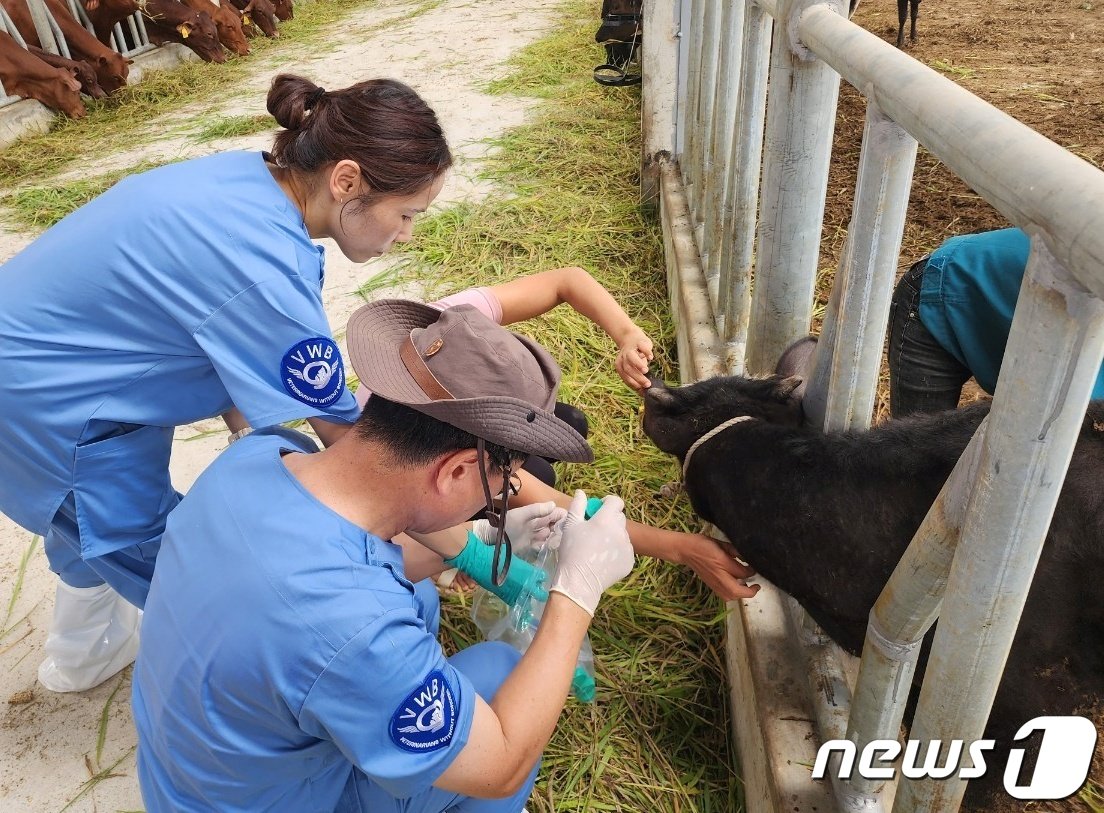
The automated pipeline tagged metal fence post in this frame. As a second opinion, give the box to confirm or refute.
[803,102,917,431]
[717,0,772,375]
[688,0,721,236]
[26,0,61,55]
[841,425,985,806]
[893,233,1104,812]
[745,0,845,374]
[641,0,681,208]
[681,0,706,199]
[701,0,746,315]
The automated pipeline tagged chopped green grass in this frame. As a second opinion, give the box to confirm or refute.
[191,113,276,143]
[2,159,169,231]
[386,1,744,809]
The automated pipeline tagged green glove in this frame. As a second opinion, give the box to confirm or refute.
[585,496,604,519]
[445,531,549,606]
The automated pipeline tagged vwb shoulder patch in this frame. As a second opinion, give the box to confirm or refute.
[281,337,345,407]
[389,670,458,753]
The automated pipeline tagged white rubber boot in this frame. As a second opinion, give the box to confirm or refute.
[37,582,141,693]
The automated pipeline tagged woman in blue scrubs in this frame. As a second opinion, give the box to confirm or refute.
[0,73,452,691]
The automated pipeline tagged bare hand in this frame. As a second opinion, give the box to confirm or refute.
[680,533,760,601]
[616,329,655,391]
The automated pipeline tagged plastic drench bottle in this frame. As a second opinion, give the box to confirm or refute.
[469,497,605,703]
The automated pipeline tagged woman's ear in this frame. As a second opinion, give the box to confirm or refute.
[329,159,364,202]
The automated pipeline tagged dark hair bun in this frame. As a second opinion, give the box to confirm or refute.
[267,74,321,130]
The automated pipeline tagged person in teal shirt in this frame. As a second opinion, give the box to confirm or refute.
[887,227,1104,416]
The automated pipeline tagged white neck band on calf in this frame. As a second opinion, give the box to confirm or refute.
[681,415,754,483]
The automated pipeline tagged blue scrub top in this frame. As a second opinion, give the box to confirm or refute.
[132,428,476,813]
[0,151,359,549]
[918,228,1104,398]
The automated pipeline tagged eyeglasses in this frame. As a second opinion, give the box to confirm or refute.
[476,437,514,587]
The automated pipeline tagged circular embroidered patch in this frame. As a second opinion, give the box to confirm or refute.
[389,670,458,753]
[281,337,345,407]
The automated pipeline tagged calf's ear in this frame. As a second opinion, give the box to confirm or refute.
[642,382,678,410]
[774,375,804,401]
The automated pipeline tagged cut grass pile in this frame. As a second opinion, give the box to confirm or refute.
[191,113,276,143]
[378,2,744,810]
[4,160,167,231]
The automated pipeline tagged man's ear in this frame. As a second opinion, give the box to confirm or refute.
[329,159,364,203]
[432,448,482,497]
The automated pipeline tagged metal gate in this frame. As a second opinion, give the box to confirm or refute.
[641,1,1104,811]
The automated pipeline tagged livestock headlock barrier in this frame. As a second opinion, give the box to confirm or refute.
[639,1,1104,811]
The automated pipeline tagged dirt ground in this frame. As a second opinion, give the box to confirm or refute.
[820,0,1104,421]
[832,0,1104,262]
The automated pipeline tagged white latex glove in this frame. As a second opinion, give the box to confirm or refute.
[472,500,566,554]
[548,490,635,617]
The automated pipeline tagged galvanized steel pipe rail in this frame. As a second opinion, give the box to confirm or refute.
[647,0,1104,811]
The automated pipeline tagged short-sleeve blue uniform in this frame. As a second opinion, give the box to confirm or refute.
[919,228,1104,398]
[0,151,360,606]
[132,428,535,813]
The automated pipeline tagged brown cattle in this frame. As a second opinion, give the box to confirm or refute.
[227,0,277,38]
[81,0,140,46]
[28,44,107,99]
[0,0,130,92]
[180,0,248,56]
[270,0,291,21]
[0,31,85,118]
[142,0,225,63]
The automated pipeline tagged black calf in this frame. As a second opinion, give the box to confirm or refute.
[642,372,1104,805]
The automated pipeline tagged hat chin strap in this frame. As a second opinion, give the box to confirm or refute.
[401,336,454,400]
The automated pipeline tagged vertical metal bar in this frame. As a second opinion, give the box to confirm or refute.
[641,0,682,207]
[718,0,773,375]
[135,10,151,48]
[894,233,1104,813]
[673,0,691,158]
[65,0,94,34]
[688,0,720,231]
[25,0,60,55]
[842,425,985,803]
[660,164,725,383]
[701,0,745,315]
[802,102,918,431]
[112,21,126,54]
[681,0,706,191]
[745,0,845,374]
[46,8,70,59]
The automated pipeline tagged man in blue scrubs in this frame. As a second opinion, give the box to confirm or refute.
[888,227,1104,416]
[132,300,636,812]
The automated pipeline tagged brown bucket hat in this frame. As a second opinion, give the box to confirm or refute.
[346,299,593,463]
